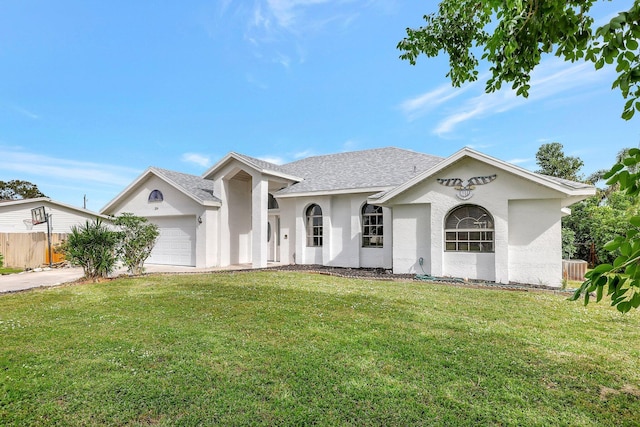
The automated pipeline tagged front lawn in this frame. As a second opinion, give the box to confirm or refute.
[1,272,639,426]
[0,267,22,275]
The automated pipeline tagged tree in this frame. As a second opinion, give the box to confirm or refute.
[0,180,46,200]
[535,142,584,182]
[397,1,640,120]
[62,220,119,281]
[397,1,640,311]
[569,150,640,312]
[114,213,159,275]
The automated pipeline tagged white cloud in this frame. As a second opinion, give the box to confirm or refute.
[293,149,316,159]
[257,155,286,165]
[399,81,476,121]
[507,158,532,165]
[11,106,40,120]
[431,59,613,135]
[181,153,211,168]
[341,139,360,152]
[0,147,140,187]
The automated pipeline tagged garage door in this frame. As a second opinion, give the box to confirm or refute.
[147,216,196,266]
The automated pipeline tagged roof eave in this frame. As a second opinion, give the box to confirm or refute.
[202,152,303,182]
[275,186,395,198]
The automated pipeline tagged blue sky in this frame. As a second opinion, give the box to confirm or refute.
[0,0,637,212]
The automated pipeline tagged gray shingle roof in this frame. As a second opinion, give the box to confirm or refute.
[231,152,291,176]
[276,147,444,195]
[540,174,594,190]
[151,167,221,204]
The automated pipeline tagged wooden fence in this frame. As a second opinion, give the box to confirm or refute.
[0,233,67,269]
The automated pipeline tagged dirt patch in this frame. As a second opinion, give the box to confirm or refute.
[600,385,640,400]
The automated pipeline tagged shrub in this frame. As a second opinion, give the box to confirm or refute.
[114,213,159,275]
[0,252,4,268]
[63,220,119,281]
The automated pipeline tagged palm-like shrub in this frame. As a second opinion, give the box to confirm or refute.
[63,220,119,281]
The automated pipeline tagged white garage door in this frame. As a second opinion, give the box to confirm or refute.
[147,216,196,266]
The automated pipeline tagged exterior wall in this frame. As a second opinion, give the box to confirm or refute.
[198,208,219,268]
[392,204,430,274]
[388,157,566,284]
[508,199,563,287]
[226,178,252,265]
[286,193,391,269]
[0,201,105,234]
[103,175,218,268]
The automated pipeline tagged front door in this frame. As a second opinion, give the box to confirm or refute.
[267,215,280,262]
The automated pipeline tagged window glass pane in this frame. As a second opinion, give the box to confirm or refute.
[444,204,494,252]
[362,203,383,248]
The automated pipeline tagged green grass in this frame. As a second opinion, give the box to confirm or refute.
[0,267,22,275]
[1,271,639,426]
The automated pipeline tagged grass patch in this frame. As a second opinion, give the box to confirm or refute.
[1,271,639,426]
[0,267,22,275]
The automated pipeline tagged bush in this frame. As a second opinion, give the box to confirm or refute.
[114,213,159,275]
[0,252,4,268]
[562,227,577,259]
[63,220,119,281]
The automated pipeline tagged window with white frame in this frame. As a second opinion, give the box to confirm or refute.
[445,205,494,252]
[362,203,383,247]
[306,204,323,247]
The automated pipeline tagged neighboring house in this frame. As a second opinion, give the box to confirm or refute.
[0,197,110,268]
[101,147,595,287]
[0,197,109,233]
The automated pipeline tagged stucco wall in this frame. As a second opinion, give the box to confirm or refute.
[388,157,566,284]
[284,193,391,268]
[102,175,219,268]
[227,178,252,265]
[508,199,562,287]
[391,204,430,274]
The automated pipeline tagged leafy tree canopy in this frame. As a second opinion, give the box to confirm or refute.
[398,0,640,120]
[535,142,585,182]
[0,180,47,200]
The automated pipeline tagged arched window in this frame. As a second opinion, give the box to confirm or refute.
[305,204,323,247]
[445,205,494,252]
[148,189,164,202]
[362,203,383,247]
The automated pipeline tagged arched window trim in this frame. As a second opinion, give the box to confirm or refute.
[444,204,494,253]
[305,203,323,247]
[361,203,383,248]
[148,189,164,203]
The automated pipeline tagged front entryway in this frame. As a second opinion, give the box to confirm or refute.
[268,215,280,262]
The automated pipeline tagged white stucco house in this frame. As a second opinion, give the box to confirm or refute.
[101,147,595,287]
[0,197,109,233]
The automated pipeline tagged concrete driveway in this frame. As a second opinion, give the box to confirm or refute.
[0,267,85,293]
[0,264,251,294]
